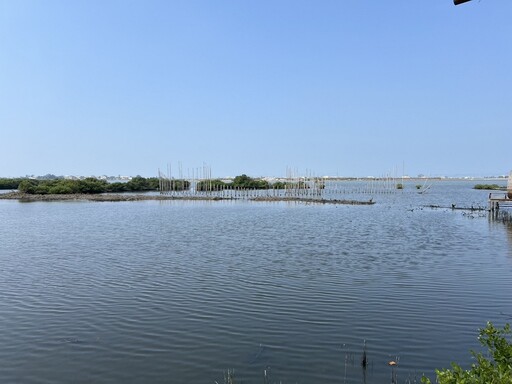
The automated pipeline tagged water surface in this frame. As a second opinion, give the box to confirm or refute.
[1,180,511,383]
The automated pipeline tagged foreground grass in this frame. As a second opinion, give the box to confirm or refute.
[474,184,506,190]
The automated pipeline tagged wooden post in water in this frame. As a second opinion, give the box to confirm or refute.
[508,170,512,199]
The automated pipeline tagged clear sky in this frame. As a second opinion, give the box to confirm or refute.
[0,1,510,178]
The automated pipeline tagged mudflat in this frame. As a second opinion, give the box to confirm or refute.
[0,191,374,205]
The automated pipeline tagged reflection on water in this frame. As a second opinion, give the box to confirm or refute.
[507,221,512,252]
[488,206,512,257]
[0,180,511,384]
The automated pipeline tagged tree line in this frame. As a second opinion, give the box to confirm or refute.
[195,174,323,191]
[0,178,24,189]
[2,174,324,194]
[196,174,270,191]
[7,176,161,194]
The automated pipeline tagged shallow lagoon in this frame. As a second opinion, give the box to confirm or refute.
[1,180,511,383]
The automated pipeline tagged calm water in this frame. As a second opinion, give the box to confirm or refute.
[1,180,511,383]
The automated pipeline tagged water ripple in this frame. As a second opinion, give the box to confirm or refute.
[1,186,511,383]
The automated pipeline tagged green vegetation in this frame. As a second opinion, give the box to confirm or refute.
[195,179,227,191]
[271,181,287,189]
[422,322,512,384]
[19,178,109,194]
[0,178,24,189]
[2,174,325,194]
[474,184,505,190]
[159,179,190,191]
[196,175,270,191]
[121,176,160,191]
[272,180,321,189]
[17,176,162,194]
[232,174,269,189]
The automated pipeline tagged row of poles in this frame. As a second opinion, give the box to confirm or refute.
[157,163,426,200]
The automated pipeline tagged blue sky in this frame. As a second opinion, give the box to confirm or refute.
[1,1,510,178]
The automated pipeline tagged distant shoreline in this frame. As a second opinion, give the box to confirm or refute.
[0,192,375,205]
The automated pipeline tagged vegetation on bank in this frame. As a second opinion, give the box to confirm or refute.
[474,184,506,190]
[160,179,190,191]
[16,176,161,194]
[195,175,326,191]
[2,174,325,194]
[272,179,325,190]
[0,178,24,189]
[195,174,270,191]
[195,179,228,191]
[232,174,270,189]
[422,322,512,384]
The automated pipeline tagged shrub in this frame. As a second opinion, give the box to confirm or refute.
[474,184,503,190]
[18,179,38,194]
[422,322,512,384]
